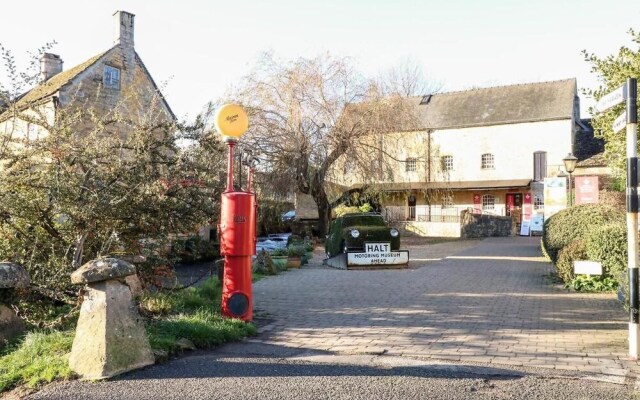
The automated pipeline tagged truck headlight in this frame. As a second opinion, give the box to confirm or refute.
[350,229,360,238]
[390,228,399,237]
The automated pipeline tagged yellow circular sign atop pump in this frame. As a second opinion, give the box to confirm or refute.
[215,104,249,139]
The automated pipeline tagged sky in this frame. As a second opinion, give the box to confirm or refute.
[1,0,638,120]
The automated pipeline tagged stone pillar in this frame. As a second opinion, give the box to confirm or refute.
[0,263,30,345]
[69,258,154,380]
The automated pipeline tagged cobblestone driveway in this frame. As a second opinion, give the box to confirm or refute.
[253,237,639,380]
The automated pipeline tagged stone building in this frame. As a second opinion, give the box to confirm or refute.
[326,79,598,237]
[0,11,175,139]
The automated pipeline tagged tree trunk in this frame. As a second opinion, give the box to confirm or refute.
[315,197,331,237]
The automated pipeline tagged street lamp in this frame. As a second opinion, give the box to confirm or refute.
[563,153,578,207]
[214,104,255,322]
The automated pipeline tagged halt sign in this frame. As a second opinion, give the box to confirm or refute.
[347,242,409,266]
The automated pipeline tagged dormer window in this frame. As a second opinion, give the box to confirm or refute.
[103,66,120,89]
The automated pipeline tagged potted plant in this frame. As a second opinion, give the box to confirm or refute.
[286,245,305,269]
[270,248,289,271]
[304,242,314,262]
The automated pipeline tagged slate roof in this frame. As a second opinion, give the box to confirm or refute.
[14,50,108,109]
[8,47,175,120]
[409,79,577,130]
[573,119,604,161]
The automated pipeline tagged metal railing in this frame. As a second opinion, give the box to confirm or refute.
[383,206,467,223]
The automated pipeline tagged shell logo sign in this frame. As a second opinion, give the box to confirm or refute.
[214,103,249,138]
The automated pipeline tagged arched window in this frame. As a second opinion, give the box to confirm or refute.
[481,153,494,169]
[482,194,495,211]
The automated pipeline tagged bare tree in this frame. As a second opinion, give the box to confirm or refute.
[227,53,426,235]
[379,57,441,97]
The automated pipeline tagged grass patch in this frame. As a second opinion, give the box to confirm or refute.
[0,330,74,392]
[1,276,258,393]
[140,276,256,358]
[147,309,256,354]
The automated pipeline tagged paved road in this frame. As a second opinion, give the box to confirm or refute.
[27,236,640,399]
[253,237,634,379]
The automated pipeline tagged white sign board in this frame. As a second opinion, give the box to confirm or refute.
[347,242,409,266]
[530,214,544,234]
[574,261,603,276]
[613,111,627,133]
[519,221,530,236]
[595,84,626,113]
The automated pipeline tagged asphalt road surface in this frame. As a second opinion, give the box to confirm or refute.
[27,342,636,400]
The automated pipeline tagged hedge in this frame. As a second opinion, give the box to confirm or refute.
[556,238,587,283]
[585,223,627,302]
[541,204,623,264]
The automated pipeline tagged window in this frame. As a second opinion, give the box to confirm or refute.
[482,194,495,211]
[405,157,417,172]
[441,155,453,171]
[534,195,544,210]
[481,153,494,169]
[442,194,454,208]
[27,123,36,140]
[103,66,120,89]
[533,151,547,181]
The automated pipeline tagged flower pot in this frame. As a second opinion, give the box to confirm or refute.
[305,251,314,261]
[286,256,301,269]
[271,256,288,271]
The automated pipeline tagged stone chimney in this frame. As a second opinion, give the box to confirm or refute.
[113,11,135,48]
[40,53,63,82]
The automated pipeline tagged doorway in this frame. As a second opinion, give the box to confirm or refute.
[408,194,416,221]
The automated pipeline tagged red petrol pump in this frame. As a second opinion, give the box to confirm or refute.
[215,104,255,321]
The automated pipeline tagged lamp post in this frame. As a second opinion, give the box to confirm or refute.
[563,153,578,207]
[214,104,255,322]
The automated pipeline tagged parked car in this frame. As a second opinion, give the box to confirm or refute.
[281,210,296,222]
[256,236,288,253]
[324,213,401,258]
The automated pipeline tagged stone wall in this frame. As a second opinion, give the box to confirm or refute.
[460,210,512,238]
[397,221,461,238]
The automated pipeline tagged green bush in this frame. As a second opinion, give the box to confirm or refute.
[565,275,618,292]
[542,204,623,264]
[556,238,587,283]
[287,245,306,257]
[585,222,627,279]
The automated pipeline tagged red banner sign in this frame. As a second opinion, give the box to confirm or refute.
[473,193,481,213]
[575,176,599,205]
[523,192,532,221]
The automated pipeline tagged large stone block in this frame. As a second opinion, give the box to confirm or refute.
[0,262,30,289]
[0,304,24,344]
[69,280,154,380]
[71,258,136,284]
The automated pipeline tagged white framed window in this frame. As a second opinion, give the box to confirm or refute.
[405,157,417,172]
[441,155,453,171]
[481,153,494,169]
[442,194,454,208]
[103,66,121,89]
[534,195,544,210]
[482,194,495,211]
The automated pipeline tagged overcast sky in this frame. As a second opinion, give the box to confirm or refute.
[1,0,638,119]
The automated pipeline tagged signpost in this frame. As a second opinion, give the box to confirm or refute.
[596,78,638,359]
